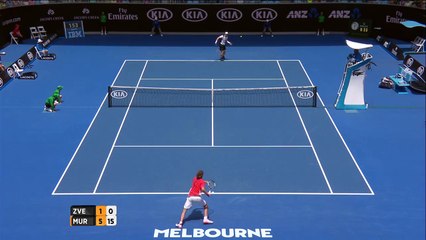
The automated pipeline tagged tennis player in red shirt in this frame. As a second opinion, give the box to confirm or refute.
[176,170,213,229]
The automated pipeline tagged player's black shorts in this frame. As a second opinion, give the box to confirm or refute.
[45,103,52,108]
[219,44,226,51]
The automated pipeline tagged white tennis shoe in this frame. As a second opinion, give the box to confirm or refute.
[203,218,213,224]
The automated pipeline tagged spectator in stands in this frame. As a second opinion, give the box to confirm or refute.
[36,39,48,58]
[261,19,273,37]
[317,12,325,36]
[150,17,163,36]
[11,24,24,43]
[100,11,107,35]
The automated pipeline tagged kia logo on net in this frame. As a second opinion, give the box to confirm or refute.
[251,8,277,22]
[147,8,173,22]
[217,8,243,22]
[297,90,314,99]
[182,8,208,22]
[111,90,128,99]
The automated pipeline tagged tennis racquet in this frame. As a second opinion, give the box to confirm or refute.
[205,180,216,193]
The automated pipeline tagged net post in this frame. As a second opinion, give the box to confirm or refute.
[107,86,112,107]
[313,86,317,107]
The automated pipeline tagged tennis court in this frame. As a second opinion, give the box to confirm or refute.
[52,59,372,195]
[0,34,424,240]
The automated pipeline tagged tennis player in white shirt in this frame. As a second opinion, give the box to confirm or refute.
[215,32,232,61]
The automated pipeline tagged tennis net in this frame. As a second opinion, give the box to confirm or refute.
[108,85,317,107]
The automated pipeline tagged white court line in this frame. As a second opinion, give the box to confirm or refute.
[52,191,374,196]
[276,60,333,194]
[124,59,302,62]
[93,61,149,194]
[296,60,375,195]
[51,60,130,195]
[114,145,311,148]
[139,77,285,81]
[211,79,215,146]
[53,59,372,196]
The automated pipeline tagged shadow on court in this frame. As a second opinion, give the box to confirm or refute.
[184,208,204,222]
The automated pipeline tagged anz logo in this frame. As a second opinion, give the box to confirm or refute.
[217,8,243,22]
[147,8,173,21]
[297,90,314,99]
[182,8,208,22]
[329,8,362,19]
[287,10,308,19]
[110,90,128,99]
[251,8,277,22]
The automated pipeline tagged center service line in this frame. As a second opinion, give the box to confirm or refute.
[211,78,215,147]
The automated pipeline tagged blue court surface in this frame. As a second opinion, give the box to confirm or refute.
[0,34,424,240]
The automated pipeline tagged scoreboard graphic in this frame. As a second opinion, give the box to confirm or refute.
[70,205,117,226]
[349,19,372,37]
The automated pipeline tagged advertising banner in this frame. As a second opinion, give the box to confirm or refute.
[0,33,57,90]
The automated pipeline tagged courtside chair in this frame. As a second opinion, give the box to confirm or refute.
[9,32,19,44]
[411,36,425,52]
[37,26,47,38]
[30,27,40,39]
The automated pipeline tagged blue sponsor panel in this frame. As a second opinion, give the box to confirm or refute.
[63,20,85,39]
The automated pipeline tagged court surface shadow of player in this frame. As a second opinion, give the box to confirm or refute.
[183,208,215,223]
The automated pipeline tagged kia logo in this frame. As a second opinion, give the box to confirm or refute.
[147,8,173,22]
[182,8,208,22]
[110,90,128,99]
[217,8,242,22]
[297,90,314,99]
[406,57,414,67]
[17,59,25,69]
[251,8,277,22]
[6,67,14,78]
[27,51,34,61]
[417,66,424,76]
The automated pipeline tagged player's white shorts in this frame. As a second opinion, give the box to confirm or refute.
[183,196,207,209]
